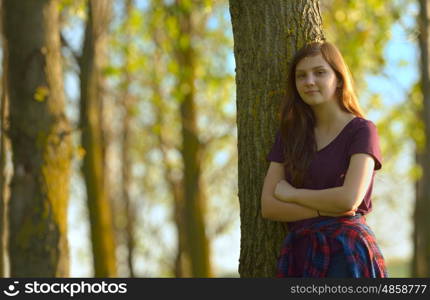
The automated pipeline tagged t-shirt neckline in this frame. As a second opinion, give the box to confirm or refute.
[316,117,358,153]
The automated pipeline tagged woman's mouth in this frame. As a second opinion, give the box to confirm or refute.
[305,90,319,94]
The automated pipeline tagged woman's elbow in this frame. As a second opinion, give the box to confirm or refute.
[344,192,362,211]
[260,196,272,219]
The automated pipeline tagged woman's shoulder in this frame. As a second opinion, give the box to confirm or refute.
[347,117,381,142]
[350,117,378,131]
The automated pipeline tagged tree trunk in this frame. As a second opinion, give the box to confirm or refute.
[3,0,72,277]
[79,0,116,277]
[413,0,430,277]
[229,0,324,277]
[0,2,11,276]
[153,92,190,277]
[174,1,211,277]
[120,79,135,278]
[413,151,426,276]
[119,0,136,278]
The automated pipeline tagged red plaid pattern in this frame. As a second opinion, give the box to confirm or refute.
[276,214,387,278]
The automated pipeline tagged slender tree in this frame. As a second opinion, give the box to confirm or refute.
[3,0,72,276]
[413,0,430,277]
[79,0,116,277]
[119,0,137,278]
[173,0,211,277]
[229,0,324,277]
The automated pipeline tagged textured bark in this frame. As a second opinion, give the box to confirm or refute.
[174,1,211,277]
[229,0,324,277]
[3,0,72,276]
[413,0,430,277]
[79,0,116,277]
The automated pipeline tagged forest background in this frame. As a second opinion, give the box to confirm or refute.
[0,0,426,277]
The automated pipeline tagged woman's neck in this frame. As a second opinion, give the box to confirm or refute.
[312,103,353,132]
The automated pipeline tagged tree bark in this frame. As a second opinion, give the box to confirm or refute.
[3,0,72,277]
[413,0,430,277]
[229,0,324,277]
[79,0,116,277]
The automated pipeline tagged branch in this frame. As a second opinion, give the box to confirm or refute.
[60,33,81,65]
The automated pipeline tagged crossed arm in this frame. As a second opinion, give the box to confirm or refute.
[261,153,375,222]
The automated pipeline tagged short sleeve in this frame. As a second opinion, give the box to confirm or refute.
[347,121,382,170]
[266,131,285,163]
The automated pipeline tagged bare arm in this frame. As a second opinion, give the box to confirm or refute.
[261,162,354,221]
[275,153,375,212]
[261,162,317,221]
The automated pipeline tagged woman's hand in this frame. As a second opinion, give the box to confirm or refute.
[274,179,297,202]
[319,209,356,217]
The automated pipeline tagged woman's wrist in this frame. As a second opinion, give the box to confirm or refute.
[274,180,298,203]
[278,189,298,203]
[288,187,300,204]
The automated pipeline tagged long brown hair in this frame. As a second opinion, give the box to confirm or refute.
[280,41,364,187]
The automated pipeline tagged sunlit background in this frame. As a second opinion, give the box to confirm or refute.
[1,0,423,277]
[64,0,418,277]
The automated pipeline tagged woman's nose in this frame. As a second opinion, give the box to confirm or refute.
[304,75,315,85]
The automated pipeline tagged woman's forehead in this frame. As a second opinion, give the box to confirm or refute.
[296,54,330,72]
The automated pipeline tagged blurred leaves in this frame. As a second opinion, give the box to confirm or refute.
[322,0,405,89]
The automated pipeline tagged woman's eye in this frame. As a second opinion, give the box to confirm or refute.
[317,70,326,75]
[296,74,305,78]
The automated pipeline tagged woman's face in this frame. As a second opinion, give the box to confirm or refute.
[295,54,340,107]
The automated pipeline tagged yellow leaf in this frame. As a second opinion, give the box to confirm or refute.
[34,86,50,102]
[76,146,86,159]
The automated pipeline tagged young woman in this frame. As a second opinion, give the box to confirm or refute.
[261,41,387,277]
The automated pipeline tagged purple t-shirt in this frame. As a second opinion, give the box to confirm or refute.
[266,117,382,226]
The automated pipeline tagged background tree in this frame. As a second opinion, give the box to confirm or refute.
[145,0,191,276]
[229,0,324,277]
[413,0,430,277]
[79,0,116,277]
[3,0,72,276]
[117,0,137,278]
[172,0,211,277]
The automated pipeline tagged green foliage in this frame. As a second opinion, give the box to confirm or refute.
[322,0,404,90]
[59,0,87,22]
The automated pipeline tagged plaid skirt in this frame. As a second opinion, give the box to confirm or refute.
[276,214,387,278]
